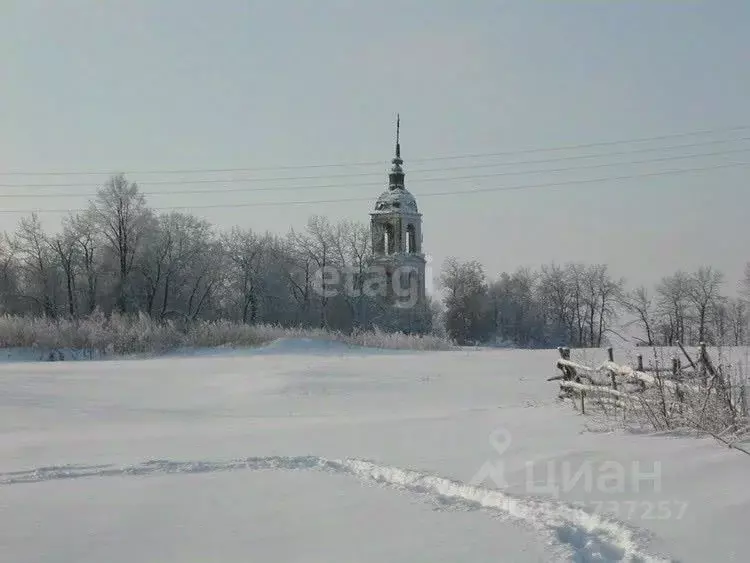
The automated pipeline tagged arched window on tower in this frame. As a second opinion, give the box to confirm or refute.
[384,223,395,254]
[373,224,385,254]
[406,224,417,254]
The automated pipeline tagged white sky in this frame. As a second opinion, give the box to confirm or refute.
[2,0,749,290]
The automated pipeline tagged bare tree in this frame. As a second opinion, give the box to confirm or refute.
[289,216,338,328]
[50,217,82,317]
[621,286,657,346]
[579,264,623,347]
[727,298,748,346]
[89,175,154,313]
[656,271,692,345]
[537,263,573,344]
[222,227,267,324]
[742,262,750,302]
[487,269,543,347]
[566,264,587,347]
[138,213,213,317]
[67,213,99,315]
[688,266,725,344]
[440,258,488,344]
[329,220,371,328]
[183,239,223,321]
[0,234,20,314]
[282,234,315,325]
[13,214,58,317]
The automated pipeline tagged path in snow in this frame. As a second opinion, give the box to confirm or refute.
[1,455,673,563]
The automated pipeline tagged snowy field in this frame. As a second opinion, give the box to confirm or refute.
[1,339,748,562]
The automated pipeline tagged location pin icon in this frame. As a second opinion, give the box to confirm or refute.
[489,428,512,457]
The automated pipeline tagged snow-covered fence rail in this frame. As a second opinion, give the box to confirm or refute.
[549,344,750,455]
[550,345,704,401]
[550,346,657,414]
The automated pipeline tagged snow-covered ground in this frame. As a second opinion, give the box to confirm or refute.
[1,339,747,562]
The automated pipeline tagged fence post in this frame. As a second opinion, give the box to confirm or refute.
[674,356,685,412]
[558,346,571,376]
[677,341,697,371]
[637,354,647,391]
[605,346,616,389]
[556,346,574,398]
[699,341,715,384]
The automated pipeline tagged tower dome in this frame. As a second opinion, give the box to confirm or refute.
[374,187,418,213]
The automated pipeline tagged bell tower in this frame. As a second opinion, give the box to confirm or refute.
[370,116,426,310]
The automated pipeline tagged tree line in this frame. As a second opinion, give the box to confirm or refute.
[3,174,746,348]
[0,175,432,333]
[439,258,749,347]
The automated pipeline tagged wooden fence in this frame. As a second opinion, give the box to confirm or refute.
[547,343,750,456]
[548,343,735,416]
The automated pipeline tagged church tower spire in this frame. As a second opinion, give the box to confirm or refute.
[389,114,405,191]
[395,113,401,159]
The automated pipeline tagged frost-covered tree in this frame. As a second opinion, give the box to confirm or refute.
[621,286,657,346]
[67,212,100,316]
[537,263,574,345]
[583,264,623,347]
[138,212,214,318]
[289,216,339,328]
[330,220,372,329]
[221,227,269,324]
[655,271,692,345]
[688,266,725,344]
[50,216,83,318]
[488,269,544,347]
[13,214,58,317]
[89,175,155,313]
[440,258,489,345]
[0,233,21,314]
[726,298,747,346]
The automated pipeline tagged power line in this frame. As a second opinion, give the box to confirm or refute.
[2,138,749,191]
[2,160,747,214]
[1,123,749,177]
[0,146,748,198]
